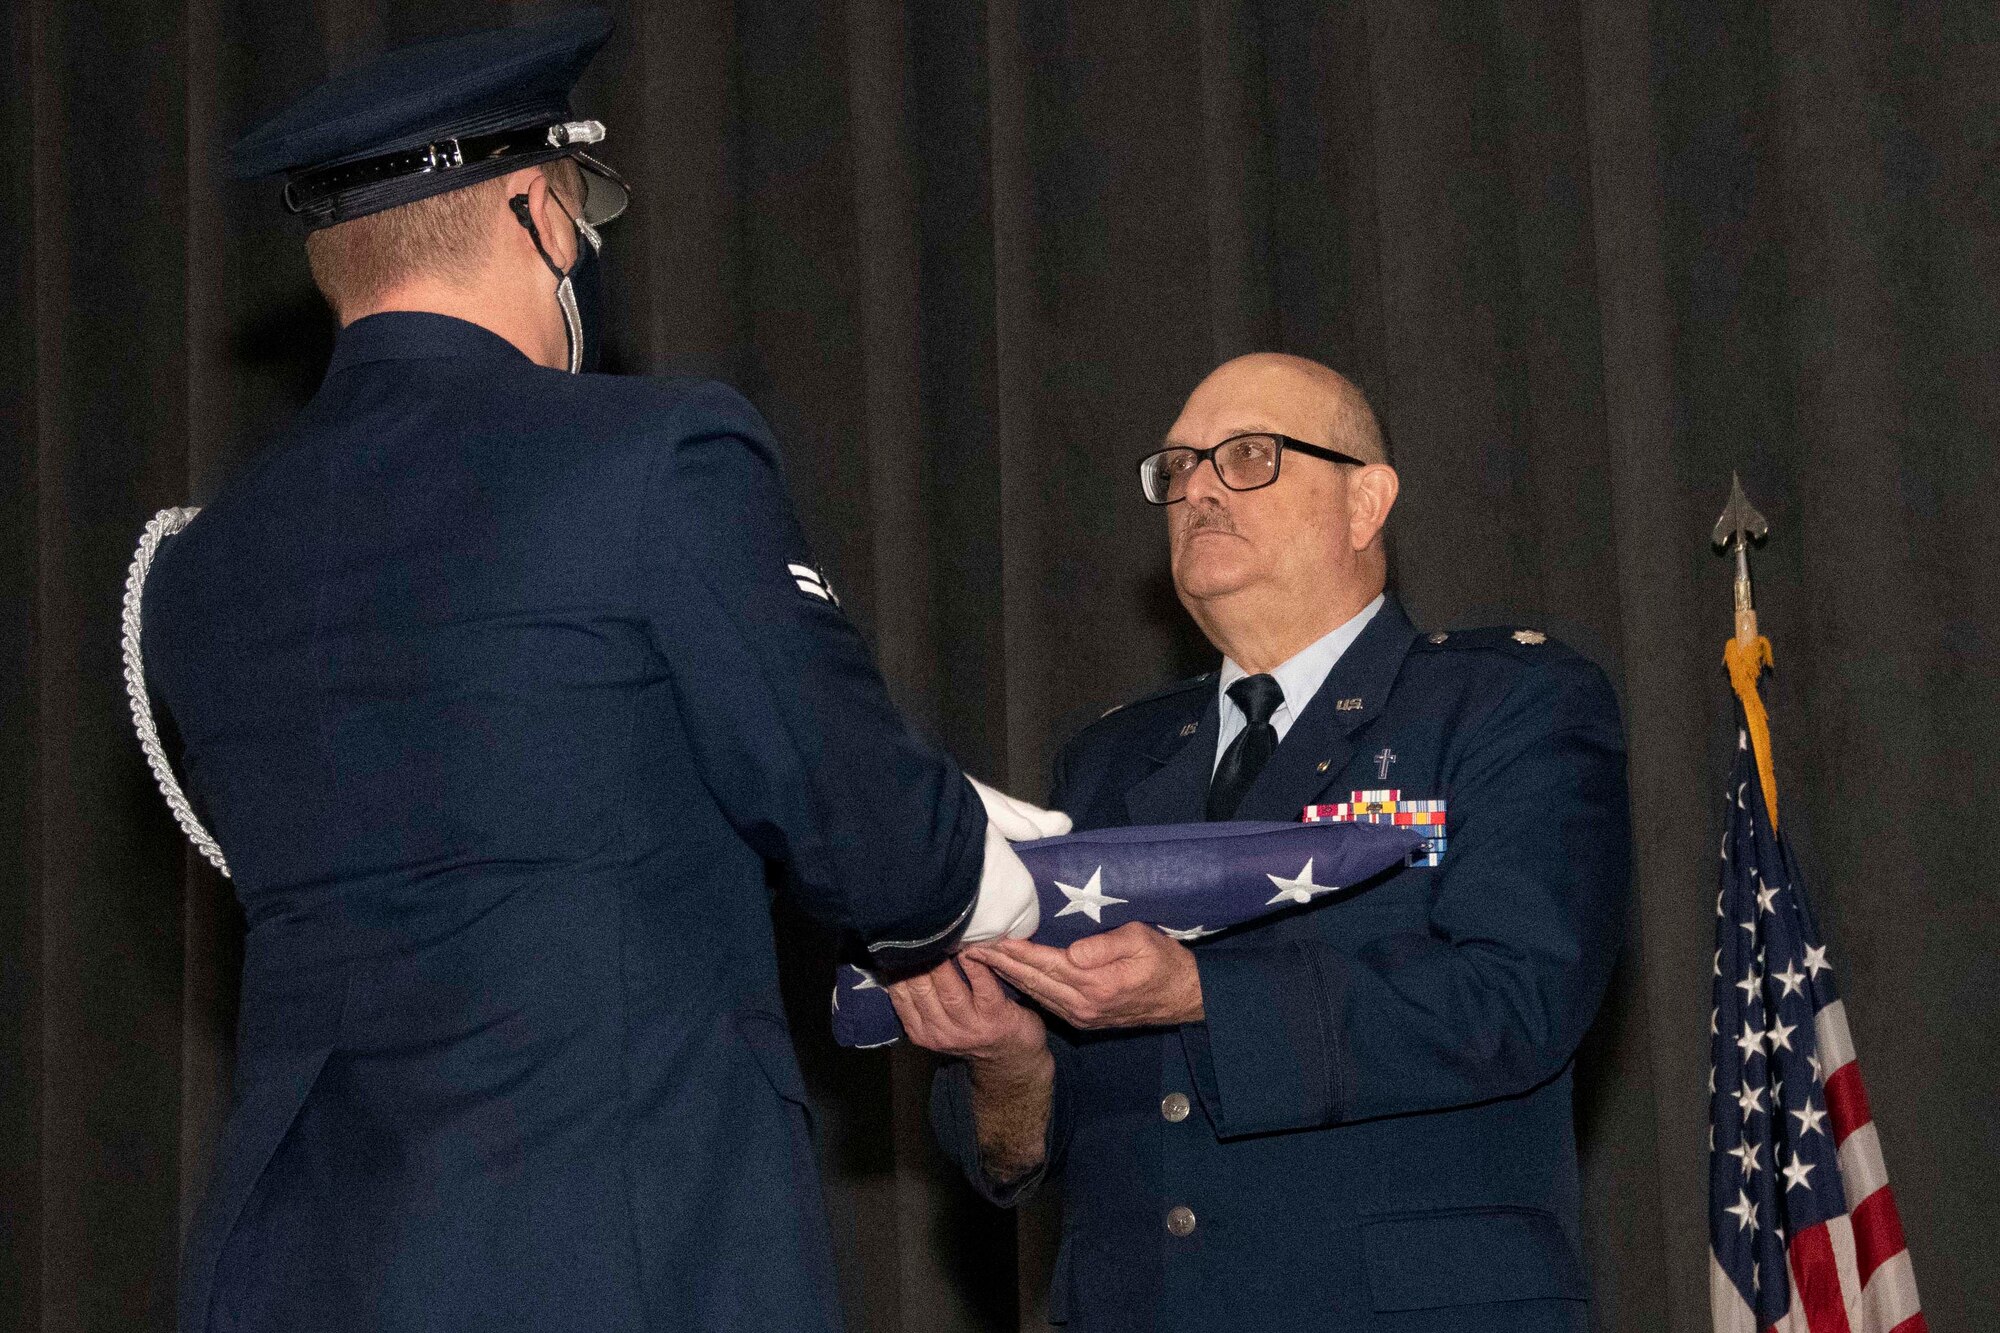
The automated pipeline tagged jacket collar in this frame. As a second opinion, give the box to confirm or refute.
[1122,594,1420,827]
[1123,690,1219,827]
[324,311,532,378]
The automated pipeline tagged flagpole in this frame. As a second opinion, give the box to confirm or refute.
[1712,475,1779,828]
[1704,475,1930,1333]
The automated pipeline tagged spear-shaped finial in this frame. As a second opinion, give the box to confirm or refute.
[1712,472,1770,645]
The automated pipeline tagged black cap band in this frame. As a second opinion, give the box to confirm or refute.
[285,120,601,227]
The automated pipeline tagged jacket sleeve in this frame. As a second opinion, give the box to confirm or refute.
[929,1028,1077,1208]
[636,383,983,970]
[1181,655,1631,1137]
[927,735,1087,1203]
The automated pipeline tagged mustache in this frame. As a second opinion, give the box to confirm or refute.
[1177,502,1239,538]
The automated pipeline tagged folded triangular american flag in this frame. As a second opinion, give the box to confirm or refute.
[1711,638,1925,1333]
[832,818,1423,1048]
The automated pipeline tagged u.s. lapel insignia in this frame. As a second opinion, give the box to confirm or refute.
[788,561,841,608]
[1303,789,1447,867]
[1178,721,1199,737]
[1512,629,1546,645]
[1335,697,1363,712]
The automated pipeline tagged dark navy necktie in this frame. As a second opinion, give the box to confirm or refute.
[1207,674,1284,821]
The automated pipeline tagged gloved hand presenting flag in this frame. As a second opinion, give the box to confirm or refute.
[832,818,1425,1047]
[959,776,1072,944]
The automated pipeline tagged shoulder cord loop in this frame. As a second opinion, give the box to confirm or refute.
[121,507,232,878]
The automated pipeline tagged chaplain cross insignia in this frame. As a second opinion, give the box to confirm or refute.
[1374,747,1397,779]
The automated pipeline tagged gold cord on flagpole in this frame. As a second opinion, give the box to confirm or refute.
[1724,635,1779,830]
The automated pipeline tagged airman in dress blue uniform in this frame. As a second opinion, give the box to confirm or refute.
[890,354,1631,1331]
[127,12,1060,1331]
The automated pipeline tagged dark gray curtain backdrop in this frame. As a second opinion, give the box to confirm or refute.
[5,1,1996,1329]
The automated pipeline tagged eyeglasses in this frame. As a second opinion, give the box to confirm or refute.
[1137,432,1367,505]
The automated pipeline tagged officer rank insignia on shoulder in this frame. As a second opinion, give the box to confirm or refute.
[1416,626,1557,655]
[1303,790,1447,868]
[787,561,840,608]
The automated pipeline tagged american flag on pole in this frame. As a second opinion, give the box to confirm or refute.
[1710,637,1925,1333]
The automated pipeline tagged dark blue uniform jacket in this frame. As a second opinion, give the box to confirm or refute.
[144,313,986,1333]
[934,598,1630,1332]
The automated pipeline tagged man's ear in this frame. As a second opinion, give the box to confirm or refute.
[1348,463,1400,552]
[504,166,575,270]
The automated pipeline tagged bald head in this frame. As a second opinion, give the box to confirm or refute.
[1178,353,1388,465]
[1162,352,1400,672]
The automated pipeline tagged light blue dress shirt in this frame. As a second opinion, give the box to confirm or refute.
[1213,594,1385,773]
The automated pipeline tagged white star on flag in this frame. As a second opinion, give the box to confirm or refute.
[1791,1100,1828,1139]
[1755,882,1780,915]
[1735,1022,1766,1062]
[1802,943,1830,978]
[1726,1140,1761,1179]
[1725,1188,1758,1235]
[1159,924,1219,942]
[1265,858,1340,906]
[1735,1082,1765,1118]
[1765,1017,1796,1054]
[1781,1154,1815,1193]
[1053,867,1127,924]
[1771,962,1805,998]
[1735,968,1762,1003]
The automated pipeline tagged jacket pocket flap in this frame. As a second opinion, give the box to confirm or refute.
[1362,1206,1587,1312]
[734,1009,812,1109]
[1044,1229,1075,1325]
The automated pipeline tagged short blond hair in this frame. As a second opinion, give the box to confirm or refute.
[305,158,583,317]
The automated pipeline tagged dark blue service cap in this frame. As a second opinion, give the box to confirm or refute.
[231,8,628,230]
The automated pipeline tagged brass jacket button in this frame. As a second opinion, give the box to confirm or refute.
[1165,1205,1196,1237]
[1160,1092,1191,1123]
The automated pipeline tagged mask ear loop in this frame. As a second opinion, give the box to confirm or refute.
[548,189,603,255]
[509,192,584,374]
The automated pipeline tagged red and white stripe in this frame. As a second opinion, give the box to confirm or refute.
[1712,1000,1926,1333]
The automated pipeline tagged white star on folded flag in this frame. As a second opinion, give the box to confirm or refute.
[1053,867,1126,924]
[1264,858,1339,906]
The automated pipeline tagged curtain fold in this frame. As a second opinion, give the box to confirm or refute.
[5,2,1995,1329]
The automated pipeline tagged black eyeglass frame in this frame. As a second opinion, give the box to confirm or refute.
[1136,432,1369,505]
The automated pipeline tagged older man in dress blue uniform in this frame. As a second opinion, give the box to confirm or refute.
[133,12,1065,1333]
[889,354,1631,1331]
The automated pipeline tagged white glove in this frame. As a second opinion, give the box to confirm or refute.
[959,777,1073,943]
[967,775,1072,841]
